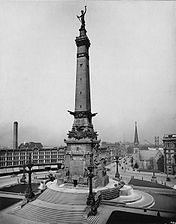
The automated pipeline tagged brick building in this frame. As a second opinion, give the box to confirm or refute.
[0,142,66,174]
[163,134,176,175]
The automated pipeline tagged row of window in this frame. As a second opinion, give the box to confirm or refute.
[1,151,61,156]
[0,155,64,161]
[0,158,63,167]
[164,142,176,148]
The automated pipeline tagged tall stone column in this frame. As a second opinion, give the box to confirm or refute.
[64,9,100,185]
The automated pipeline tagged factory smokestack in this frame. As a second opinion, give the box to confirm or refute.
[13,121,18,150]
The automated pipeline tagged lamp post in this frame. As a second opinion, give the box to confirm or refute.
[20,164,27,183]
[115,155,120,179]
[166,167,171,181]
[87,141,95,206]
[25,153,35,199]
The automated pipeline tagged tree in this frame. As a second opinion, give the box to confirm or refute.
[157,155,164,172]
[134,162,139,169]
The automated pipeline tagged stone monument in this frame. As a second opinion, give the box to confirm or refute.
[57,7,109,188]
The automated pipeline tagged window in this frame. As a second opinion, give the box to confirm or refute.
[20,152,25,156]
[45,159,50,163]
[14,152,19,156]
[13,156,19,160]
[80,64,83,67]
[80,91,82,94]
[7,152,12,156]
[13,161,19,166]
[80,78,82,81]
[45,151,50,155]
[33,152,38,155]
[0,162,6,167]
[51,159,57,163]
[51,150,57,154]
[80,105,82,108]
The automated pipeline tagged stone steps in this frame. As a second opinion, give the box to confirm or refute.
[126,191,154,208]
[11,203,86,224]
[112,190,142,203]
[86,205,113,224]
[38,188,87,205]
[101,190,154,210]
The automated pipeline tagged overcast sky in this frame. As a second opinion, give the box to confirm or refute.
[0,1,176,147]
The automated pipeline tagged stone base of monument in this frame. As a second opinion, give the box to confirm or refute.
[6,178,155,224]
[57,178,64,186]
[93,175,109,188]
[109,184,155,208]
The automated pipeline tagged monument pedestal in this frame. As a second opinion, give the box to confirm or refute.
[63,138,100,186]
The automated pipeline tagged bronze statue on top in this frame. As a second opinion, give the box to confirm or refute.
[77,6,87,28]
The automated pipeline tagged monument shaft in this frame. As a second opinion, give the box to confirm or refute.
[75,30,91,113]
[61,9,108,188]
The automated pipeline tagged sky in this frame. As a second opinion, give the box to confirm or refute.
[0,1,176,147]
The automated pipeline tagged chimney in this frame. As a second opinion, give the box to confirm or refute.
[13,121,18,150]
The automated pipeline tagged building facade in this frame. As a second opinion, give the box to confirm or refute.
[132,148,164,172]
[163,134,176,175]
[0,142,66,173]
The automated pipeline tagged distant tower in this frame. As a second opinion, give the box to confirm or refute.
[13,121,18,150]
[134,121,139,146]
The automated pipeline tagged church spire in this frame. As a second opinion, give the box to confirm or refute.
[134,121,139,146]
